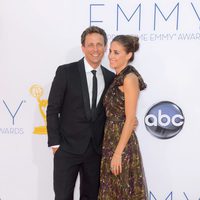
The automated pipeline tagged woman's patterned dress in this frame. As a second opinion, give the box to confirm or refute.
[98,65,148,200]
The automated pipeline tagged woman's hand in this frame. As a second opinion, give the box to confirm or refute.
[110,153,122,176]
[133,117,138,131]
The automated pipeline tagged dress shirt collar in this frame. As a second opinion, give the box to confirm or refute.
[83,58,101,73]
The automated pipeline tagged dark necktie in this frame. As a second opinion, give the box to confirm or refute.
[91,70,97,120]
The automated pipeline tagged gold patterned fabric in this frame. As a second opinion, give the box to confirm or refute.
[98,65,148,200]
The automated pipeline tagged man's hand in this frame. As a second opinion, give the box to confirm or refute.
[52,147,59,155]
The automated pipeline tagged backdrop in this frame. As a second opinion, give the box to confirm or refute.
[1,0,200,199]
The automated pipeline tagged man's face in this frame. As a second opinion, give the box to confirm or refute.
[81,33,107,69]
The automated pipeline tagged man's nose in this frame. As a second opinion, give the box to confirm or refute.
[92,45,98,51]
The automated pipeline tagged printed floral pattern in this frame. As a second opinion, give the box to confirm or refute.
[98,65,148,200]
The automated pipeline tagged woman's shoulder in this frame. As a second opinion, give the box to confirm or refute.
[123,65,147,91]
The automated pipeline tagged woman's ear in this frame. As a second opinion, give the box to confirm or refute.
[127,52,133,61]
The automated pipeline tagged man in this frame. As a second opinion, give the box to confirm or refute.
[47,26,115,200]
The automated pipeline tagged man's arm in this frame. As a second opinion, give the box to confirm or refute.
[46,65,68,147]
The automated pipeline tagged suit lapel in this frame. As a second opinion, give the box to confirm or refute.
[78,59,91,121]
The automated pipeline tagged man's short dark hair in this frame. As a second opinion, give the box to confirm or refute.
[81,26,107,46]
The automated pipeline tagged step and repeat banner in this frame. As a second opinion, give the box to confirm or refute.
[1,0,200,199]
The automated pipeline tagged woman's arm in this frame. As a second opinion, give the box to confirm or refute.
[111,73,140,176]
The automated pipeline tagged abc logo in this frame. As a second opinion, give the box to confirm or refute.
[144,101,184,139]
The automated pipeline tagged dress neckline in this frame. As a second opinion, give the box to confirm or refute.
[116,65,131,77]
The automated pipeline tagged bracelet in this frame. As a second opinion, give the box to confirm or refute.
[113,153,122,158]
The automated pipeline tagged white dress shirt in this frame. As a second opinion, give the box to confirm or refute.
[84,58,105,107]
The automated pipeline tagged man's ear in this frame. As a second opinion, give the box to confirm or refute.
[81,45,85,53]
[104,45,107,52]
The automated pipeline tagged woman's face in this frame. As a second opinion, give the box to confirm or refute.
[108,41,132,73]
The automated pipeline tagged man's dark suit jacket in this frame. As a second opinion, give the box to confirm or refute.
[47,58,115,154]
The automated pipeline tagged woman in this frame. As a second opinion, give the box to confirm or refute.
[98,35,148,200]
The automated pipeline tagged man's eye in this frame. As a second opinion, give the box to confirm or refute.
[97,43,103,47]
[88,44,94,48]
